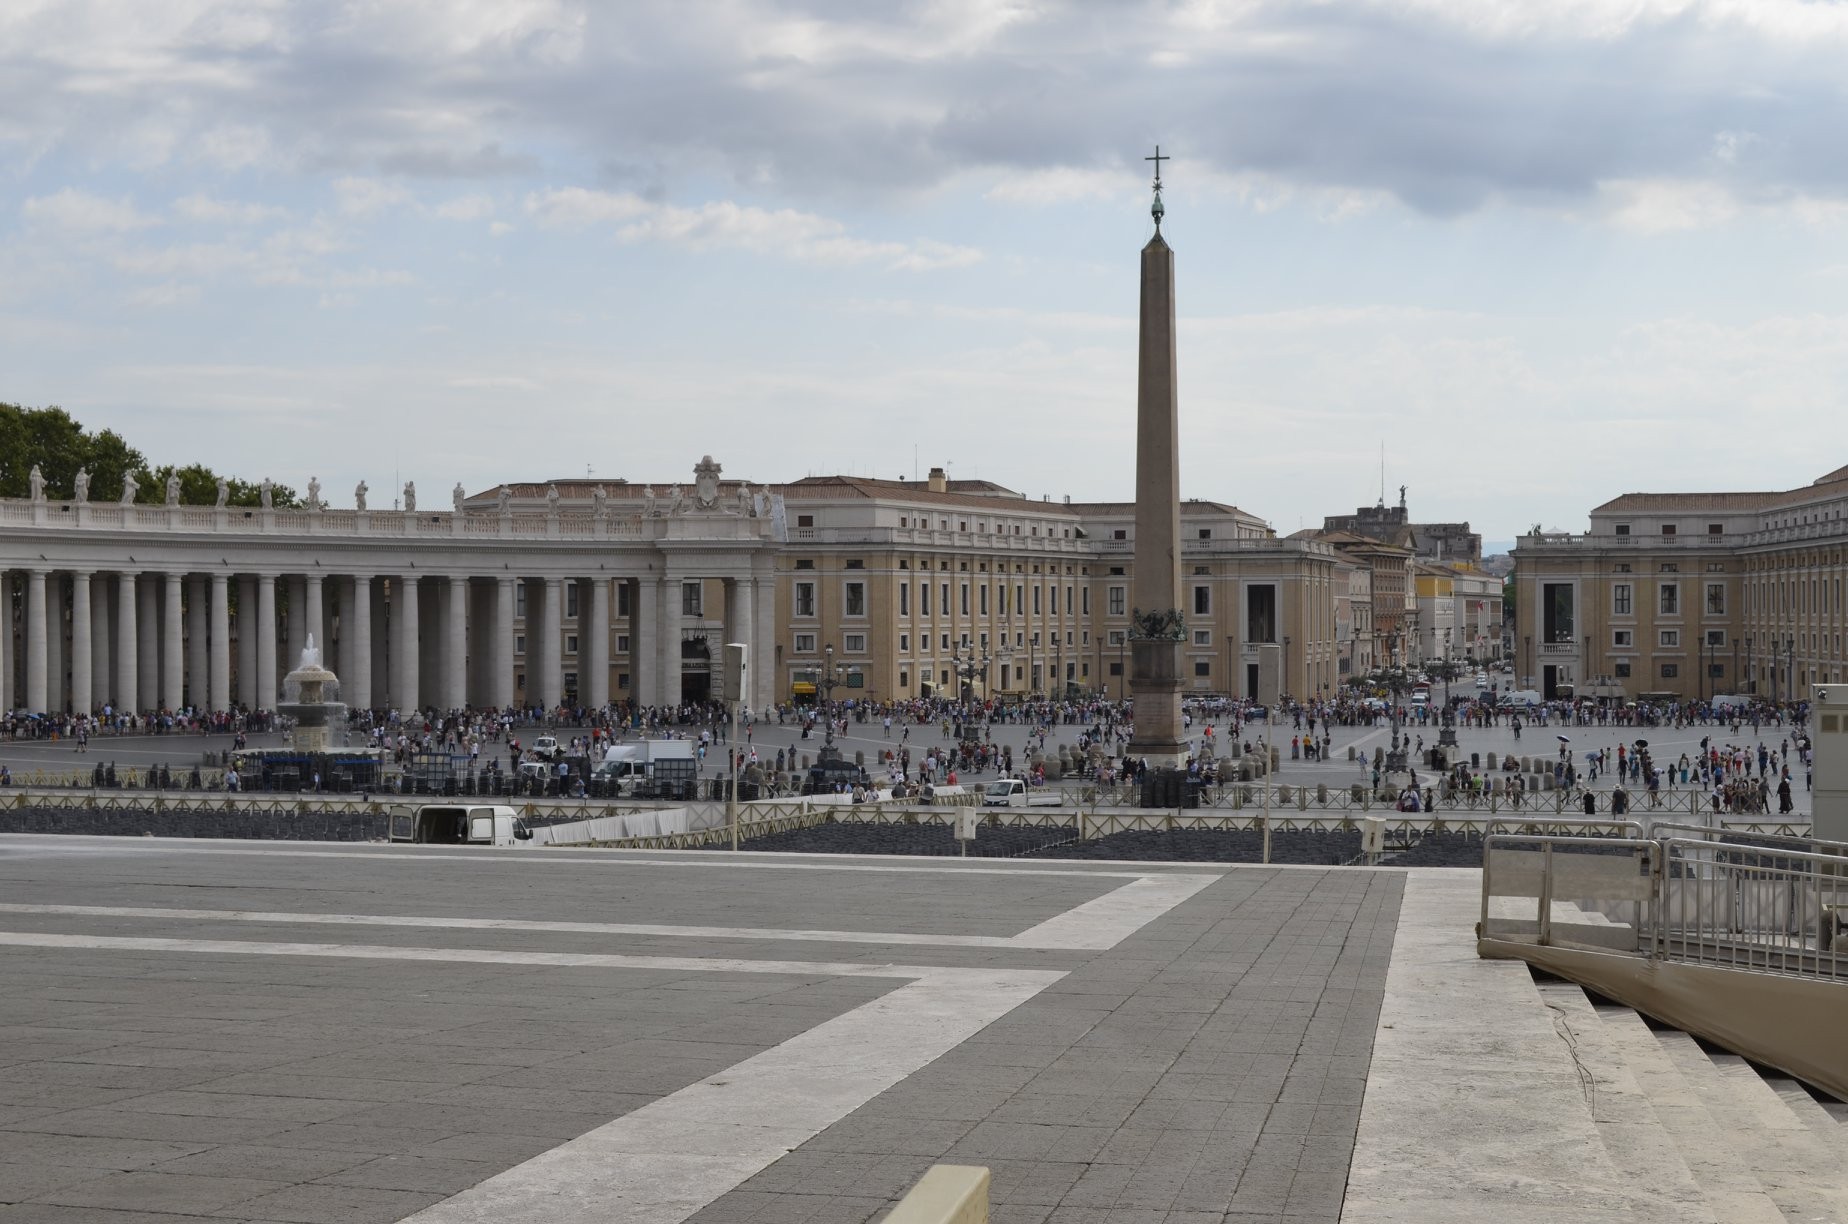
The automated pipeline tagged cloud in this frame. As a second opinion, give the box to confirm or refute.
[22,188,158,232]
[10,0,1848,225]
[333,177,413,217]
[432,194,496,221]
[526,188,980,270]
[172,194,288,225]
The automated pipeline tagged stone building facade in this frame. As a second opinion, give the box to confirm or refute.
[1510,466,1848,701]
[0,459,1346,714]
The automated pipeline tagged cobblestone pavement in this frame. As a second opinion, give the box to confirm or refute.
[0,835,1402,1223]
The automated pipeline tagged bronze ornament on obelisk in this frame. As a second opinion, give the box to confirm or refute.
[1126,147,1189,767]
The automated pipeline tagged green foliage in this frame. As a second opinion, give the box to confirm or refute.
[0,403,295,506]
[0,404,144,500]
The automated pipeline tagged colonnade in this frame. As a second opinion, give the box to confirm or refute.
[0,568,777,716]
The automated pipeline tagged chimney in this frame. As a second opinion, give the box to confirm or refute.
[1063,494,1071,505]
[927,466,948,493]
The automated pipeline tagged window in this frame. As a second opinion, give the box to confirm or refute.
[617,672,629,690]
[1194,661,1211,677]
[515,585,527,617]
[1660,662,1679,678]
[1659,583,1679,615]
[899,633,911,652]
[1660,562,1678,572]
[1708,523,1723,536]
[1032,586,1042,616]
[941,633,950,650]
[1246,585,1278,643]
[615,634,630,653]
[898,670,909,687]
[844,559,864,570]
[1108,586,1126,616]
[1705,629,1726,647]
[566,585,579,618]
[1659,629,1680,648]
[1709,663,1726,678]
[1112,528,1127,540]
[794,581,816,618]
[1108,630,1125,646]
[940,582,949,615]
[1615,563,1631,573]
[794,633,816,652]
[844,581,866,617]
[1542,583,1575,642]
[1705,582,1725,616]
[1109,662,1123,676]
[1015,584,1024,615]
[1613,584,1632,616]
[1615,524,1631,536]
[1198,528,1211,539]
[1661,524,1676,536]
[1615,662,1632,678]
[794,558,814,569]
[1613,630,1633,648]
[981,584,990,615]
[515,634,526,654]
[899,583,909,616]
[616,584,631,616]
[682,582,702,617]
[960,584,970,616]
[796,514,814,527]
[920,582,931,616]
[565,635,579,655]
[1193,585,1210,616]
[844,633,866,652]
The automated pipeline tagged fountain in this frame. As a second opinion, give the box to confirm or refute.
[276,635,345,754]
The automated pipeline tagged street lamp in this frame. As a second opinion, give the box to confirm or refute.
[817,642,855,761]
[951,649,990,704]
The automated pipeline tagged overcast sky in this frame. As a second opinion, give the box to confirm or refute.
[7,0,1848,547]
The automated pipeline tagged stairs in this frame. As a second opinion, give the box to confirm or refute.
[1532,971,1848,1224]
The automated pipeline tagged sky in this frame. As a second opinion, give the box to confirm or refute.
[8,1,1848,550]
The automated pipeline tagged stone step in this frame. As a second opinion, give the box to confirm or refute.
[1486,897,1635,949]
[1654,1026,1848,1223]
[1589,1002,1785,1224]
[1531,980,1718,1224]
[1759,1071,1842,1140]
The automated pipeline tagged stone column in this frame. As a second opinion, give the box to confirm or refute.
[137,577,159,706]
[71,571,92,716]
[586,577,611,709]
[285,576,307,671]
[25,569,47,713]
[542,576,564,710]
[494,577,515,710]
[446,576,468,711]
[303,574,324,663]
[634,578,658,707]
[369,581,390,706]
[729,577,754,706]
[393,576,420,713]
[162,572,184,711]
[117,573,139,713]
[45,576,64,713]
[256,575,278,709]
[347,576,373,711]
[658,574,682,708]
[0,574,10,716]
[337,578,357,691]
[236,576,258,710]
[90,576,111,713]
[753,570,776,713]
[187,576,208,709]
[210,573,231,712]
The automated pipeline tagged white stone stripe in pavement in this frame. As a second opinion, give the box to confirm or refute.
[0,929,1064,1224]
[0,835,1168,878]
[0,873,1217,952]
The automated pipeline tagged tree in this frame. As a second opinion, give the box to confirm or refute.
[0,403,295,506]
[0,404,145,501]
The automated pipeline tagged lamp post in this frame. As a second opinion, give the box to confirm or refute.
[817,643,854,762]
[951,650,990,706]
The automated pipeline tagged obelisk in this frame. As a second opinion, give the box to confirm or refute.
[1126,147,1189,766]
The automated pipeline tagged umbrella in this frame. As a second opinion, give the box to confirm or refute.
[1556,735,1571,743]
[1634,739,1649,748]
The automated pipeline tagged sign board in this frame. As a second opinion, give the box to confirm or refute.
[956,808,978,841]
[721,642,747,705]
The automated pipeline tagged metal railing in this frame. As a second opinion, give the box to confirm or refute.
[1482,827,1848,983]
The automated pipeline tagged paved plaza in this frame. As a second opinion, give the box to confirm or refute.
[0,833,1417,1223]
[0,705,1814,816]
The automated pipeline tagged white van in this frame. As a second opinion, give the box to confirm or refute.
[390,804,534,847]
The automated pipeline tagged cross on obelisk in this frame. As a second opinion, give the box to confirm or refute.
[1126,146,1188,770]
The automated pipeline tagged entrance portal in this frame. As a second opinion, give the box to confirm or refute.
[681,635,712,703]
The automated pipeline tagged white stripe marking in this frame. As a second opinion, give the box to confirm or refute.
[0,929,1063,1224]
[0,879,1216,952]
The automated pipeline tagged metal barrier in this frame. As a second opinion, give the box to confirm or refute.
[1089,781,1707,816]
[1482,828,1848,982]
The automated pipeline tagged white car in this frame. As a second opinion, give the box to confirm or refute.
[531,735,560,761]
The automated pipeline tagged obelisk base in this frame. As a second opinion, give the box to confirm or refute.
[1127,638,1190,767]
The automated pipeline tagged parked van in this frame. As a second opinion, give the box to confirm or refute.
[390,804,533,847]
[982,778,1065,808]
